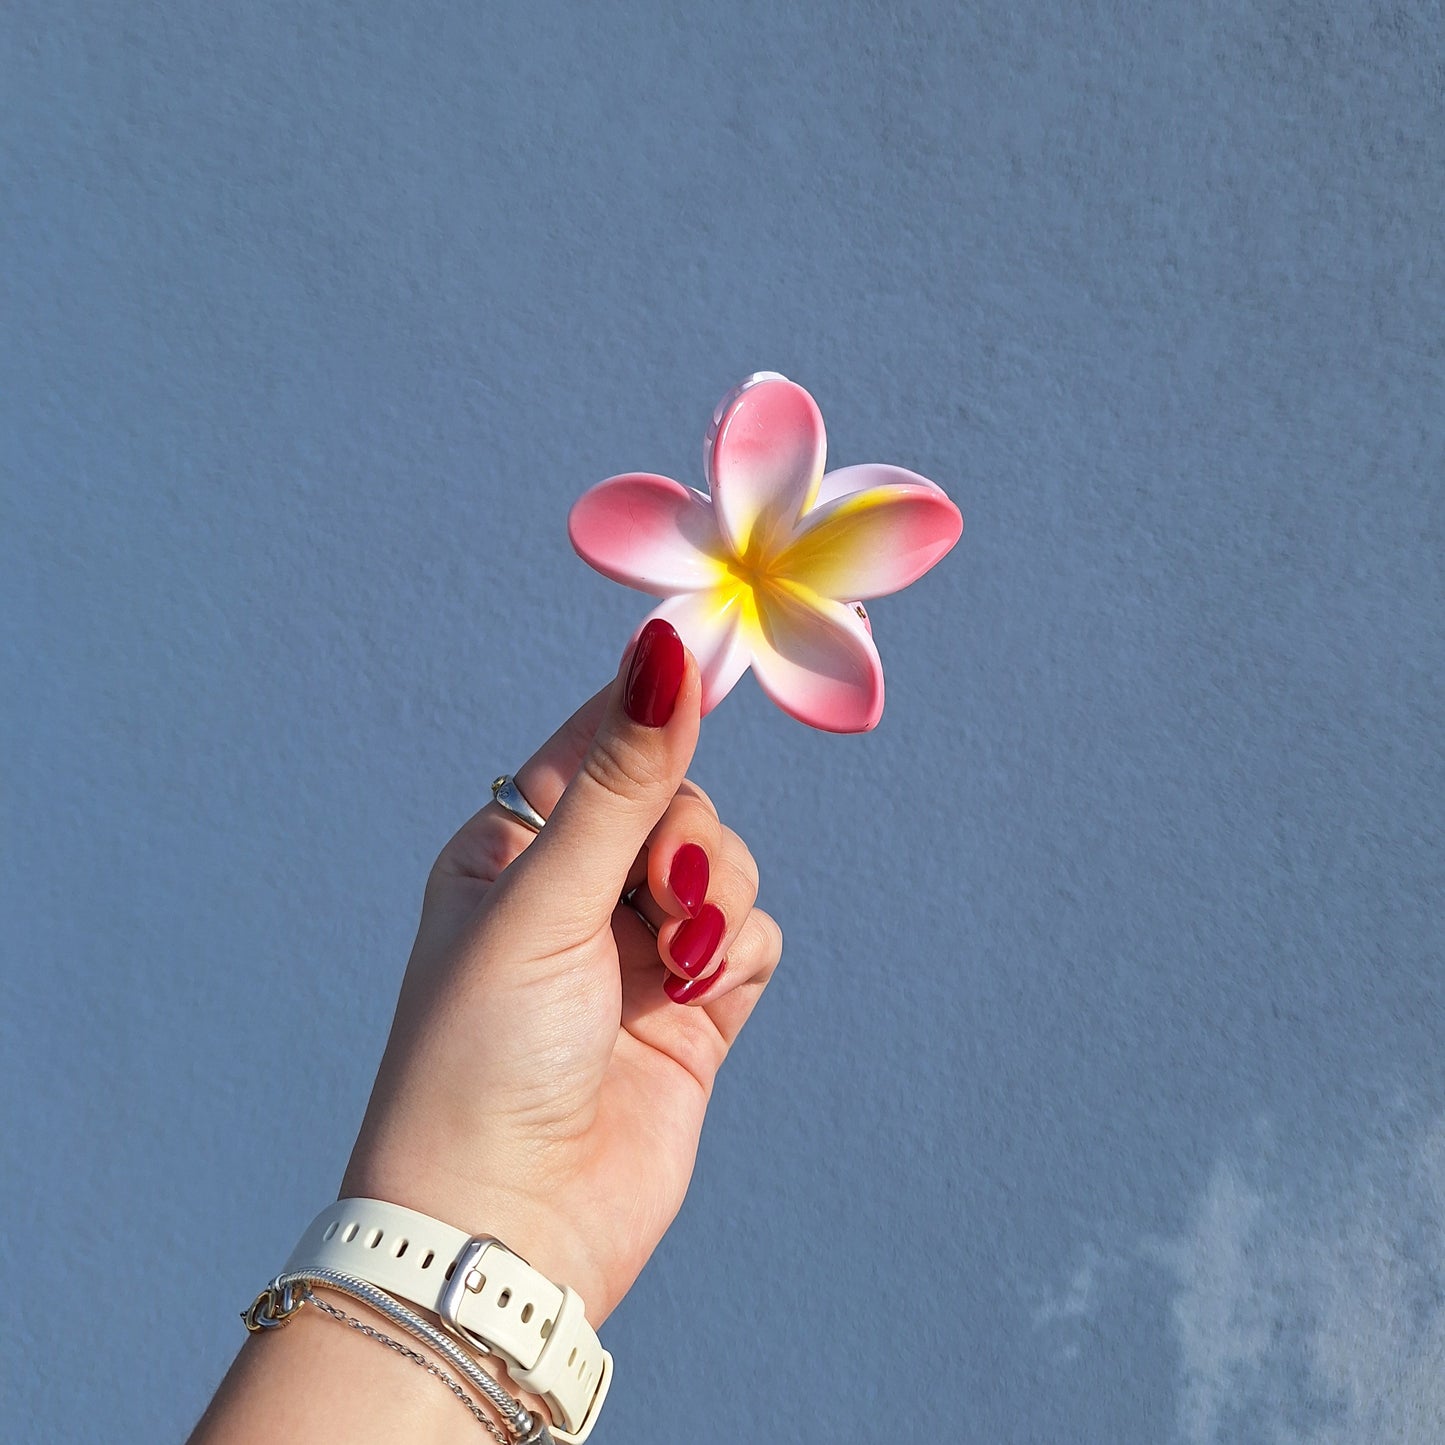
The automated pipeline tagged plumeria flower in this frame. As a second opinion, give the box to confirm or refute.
[569,373,963,732]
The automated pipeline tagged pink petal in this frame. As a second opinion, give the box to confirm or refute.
[749,583,885,733]
[774,480,963,601]
[569,473,725,596]
[813,462,949,508]
[707,377,826,561]
[636,590,752,715]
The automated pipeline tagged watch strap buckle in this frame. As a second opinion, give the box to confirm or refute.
[436,1234,506,1355]
[436,1235,611,1444]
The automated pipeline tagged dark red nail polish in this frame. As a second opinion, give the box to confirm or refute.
[669,843,709,918]
[623,619,685,728]
[669,902,724,977]
[666,959,727,1004]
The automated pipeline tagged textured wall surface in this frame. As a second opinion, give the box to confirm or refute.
[4,4,1443,1441]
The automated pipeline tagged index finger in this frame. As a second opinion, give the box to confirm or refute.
[433,682,611,883]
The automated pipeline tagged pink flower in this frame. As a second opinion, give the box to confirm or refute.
[569,373,963,732]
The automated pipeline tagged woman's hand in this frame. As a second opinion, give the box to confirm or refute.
[191,620,782,1442]
[341,619,783,1329]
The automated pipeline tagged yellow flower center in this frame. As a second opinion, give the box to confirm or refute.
[711,537,821,645]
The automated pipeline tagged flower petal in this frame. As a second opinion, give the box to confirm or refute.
[813,462,949,508]
[774,479,962,601]
[569,473,726,596]
[638,589,752,715]
[747,582,885,733]
[708,377,826,561]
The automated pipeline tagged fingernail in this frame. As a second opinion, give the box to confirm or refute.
[669,843,709,918]
[669,902,725,977]
[623,619,685,728]
[666,959,727,1004]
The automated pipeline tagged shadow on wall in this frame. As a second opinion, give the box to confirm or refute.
[1035,1105,1445,1443]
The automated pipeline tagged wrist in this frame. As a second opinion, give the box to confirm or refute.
[284,1194,614,1442]
[338,1159,612,1328]
[192,1296,473,1445]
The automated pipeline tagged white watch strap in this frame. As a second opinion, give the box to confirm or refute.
[284,1199,612,1444]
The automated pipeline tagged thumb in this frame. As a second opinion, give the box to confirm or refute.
[502,618,701,933]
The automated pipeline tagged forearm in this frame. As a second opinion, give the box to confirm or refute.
[187,1295,519,1445]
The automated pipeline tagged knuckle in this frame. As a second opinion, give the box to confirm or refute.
[677,778,717,817]
[583,730,668,801]
[758,911,784,965]
[658,790,721,852]
[432,813,526,886]
[722,850,760,906]
[720,826,760,890]
[731,909,782,979]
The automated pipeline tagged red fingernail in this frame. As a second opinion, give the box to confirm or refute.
[623,619,685,728]
[669,902,724,977]
[669,843,709,918]
[666,959,727,1004]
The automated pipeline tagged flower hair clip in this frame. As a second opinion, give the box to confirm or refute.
[569,373,963,732]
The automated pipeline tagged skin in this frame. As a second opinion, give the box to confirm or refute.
[190,642,783,1442]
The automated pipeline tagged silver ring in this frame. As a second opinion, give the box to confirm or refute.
[621,885,659,938]
[490,774,547,833]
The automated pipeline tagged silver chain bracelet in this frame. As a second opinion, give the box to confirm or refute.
[243,1268,554,1444]
[304,1286,510,1444]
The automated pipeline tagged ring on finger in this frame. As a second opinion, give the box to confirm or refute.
[620,885,659,938]
[490,774,547,833]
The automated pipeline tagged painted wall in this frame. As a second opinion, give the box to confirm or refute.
[4,4,1442,1440]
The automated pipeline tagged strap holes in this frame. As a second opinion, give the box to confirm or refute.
[421,1250,435,1270]
[568,1348,577,1367]
[541,1319,553,1339]
[444,1260,456,1280]
[498,1288,511,1308]
[342,1224,359,1243]
[521,1303,534,1324]
[322,1221,339,1242]
[393,1238,409,1258]
[365,1229,383,1249]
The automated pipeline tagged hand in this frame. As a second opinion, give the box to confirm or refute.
[341,619,784,1329]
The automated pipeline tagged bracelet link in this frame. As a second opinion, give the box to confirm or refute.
[241,1279,306,1332]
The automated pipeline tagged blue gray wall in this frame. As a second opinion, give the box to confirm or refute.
[4,4,1442,1440]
